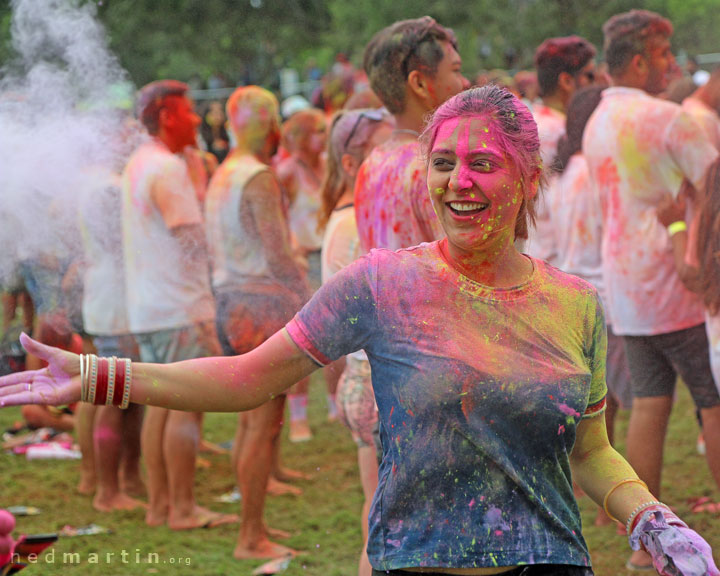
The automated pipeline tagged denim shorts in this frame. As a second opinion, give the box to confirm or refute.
[135,321,221,364]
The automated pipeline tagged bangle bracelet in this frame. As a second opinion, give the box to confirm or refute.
[120,358,132,410]
[105,357,117,406]
[602,478,650,522]
[79,354,85,402]
[667,221,687,236]
[626,500,665,535]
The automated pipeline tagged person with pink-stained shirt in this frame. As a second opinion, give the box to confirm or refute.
[319,107,394,576]
[354,16,469,254]
[122,80,236,532]
[4,85,718,576]
[583,10,720,571]
[525,36,597,265]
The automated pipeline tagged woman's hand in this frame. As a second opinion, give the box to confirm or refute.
[0,333,81,408]
[629,506,720,576]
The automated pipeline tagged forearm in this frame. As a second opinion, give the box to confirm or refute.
[127,330,316,412]
[669,231,701,291]
[570,440,655,524]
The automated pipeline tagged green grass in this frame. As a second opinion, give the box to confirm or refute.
[1,376,719,575]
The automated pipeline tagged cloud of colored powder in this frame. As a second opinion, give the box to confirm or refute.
[0,0,138,286]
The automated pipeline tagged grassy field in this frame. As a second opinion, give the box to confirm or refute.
[1,374,719,576]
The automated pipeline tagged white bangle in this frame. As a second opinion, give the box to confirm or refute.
[626,500,664,535]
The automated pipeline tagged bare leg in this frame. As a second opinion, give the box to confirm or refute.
[20,405,75,432]
[93,405,145,512]
[142,406,170,526]
[323,358,345,421]
[699,404,720,490]
[1,292,17,333]
[626,395,673,568]
[165,410,201,527]
[234,396,297,559]
[287,377,311,443]
[20,291,34,333]
[76,402,98,495]
[120,404,145,497]
[357,445,378,576]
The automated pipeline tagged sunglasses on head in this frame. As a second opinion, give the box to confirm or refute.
[343,109,387,150]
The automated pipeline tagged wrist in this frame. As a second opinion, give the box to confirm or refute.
[667,220,687,236]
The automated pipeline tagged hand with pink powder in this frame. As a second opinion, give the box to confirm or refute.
[0,333,80,408]
[629,506,720,576]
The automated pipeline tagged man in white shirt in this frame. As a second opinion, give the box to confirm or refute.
[584,10,720,570]
[122,80,235,530]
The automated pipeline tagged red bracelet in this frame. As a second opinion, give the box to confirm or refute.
[113,359,126,406]
[94,357,109,405]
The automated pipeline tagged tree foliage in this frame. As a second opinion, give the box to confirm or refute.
[1,0,719,88]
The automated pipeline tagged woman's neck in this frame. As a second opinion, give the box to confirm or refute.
[442,237,533,288]
[333,189,354,210]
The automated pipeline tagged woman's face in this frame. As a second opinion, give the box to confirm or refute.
[427,115,526,255]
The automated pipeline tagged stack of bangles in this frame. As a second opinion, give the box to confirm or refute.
[79,354,132,409]
[602,477,678,534]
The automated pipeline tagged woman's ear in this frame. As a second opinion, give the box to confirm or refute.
[341,152,361,180]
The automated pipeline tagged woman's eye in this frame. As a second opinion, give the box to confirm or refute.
[473,160,493,172]
[432,158,453,169]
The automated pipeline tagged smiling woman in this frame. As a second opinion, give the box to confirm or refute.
[0,85,717,576]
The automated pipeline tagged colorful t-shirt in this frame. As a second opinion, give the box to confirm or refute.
[286,240,607,571]
[583,87,717,335]
[546,154,606,313]
[121,139,215,333]
[525,103,566,264]
[354,136,444,253]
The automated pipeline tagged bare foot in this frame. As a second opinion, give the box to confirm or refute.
[627,549,653,570]
[593,507,613,527]
[199,438,230,455]
[288,420,312,443]
[196,457,212,469]
[233,536,298,560]
[267,477,302,496]
[168,506,239,530]
[145,506,168,527]
[273,466,309,482]
[265,525,291,539]
[93,492,147,513]
[77,474,96,496]
[120,475,146,499]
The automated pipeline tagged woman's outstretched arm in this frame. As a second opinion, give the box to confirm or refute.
[0,329,318,413]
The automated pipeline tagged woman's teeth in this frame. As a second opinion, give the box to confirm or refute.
[449,202,488,213]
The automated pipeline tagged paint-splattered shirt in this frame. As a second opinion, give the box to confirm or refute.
[354,137,444,253]
[525,103,566,265]
[682,96,720,150]
[121,139,215,332]
[584,87,717,335]
[286,240,607,570]
[546,154,606,315]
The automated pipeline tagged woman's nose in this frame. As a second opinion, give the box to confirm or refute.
[449,165,472,192]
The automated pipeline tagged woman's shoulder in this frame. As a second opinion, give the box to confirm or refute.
[535,258,599,299]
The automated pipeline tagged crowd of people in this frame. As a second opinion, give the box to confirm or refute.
[2,8,720,576]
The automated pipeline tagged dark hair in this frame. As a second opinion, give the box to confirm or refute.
[603,10,673,76]
[421,85,542,240]
[697,158,720,315]
[553,86,604,173]
[363,16,457,115]
[534,36,596,96]
[135,80,188,134]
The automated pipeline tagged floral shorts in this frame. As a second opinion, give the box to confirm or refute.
[336,355,377,448]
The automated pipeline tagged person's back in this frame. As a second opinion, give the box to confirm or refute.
[205,154,278,291]
[355,136,440,253]
[584,88,711,334]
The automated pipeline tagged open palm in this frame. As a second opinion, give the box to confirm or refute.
[0,333,81,408]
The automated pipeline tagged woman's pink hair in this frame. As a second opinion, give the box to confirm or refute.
[420,85,543,239]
